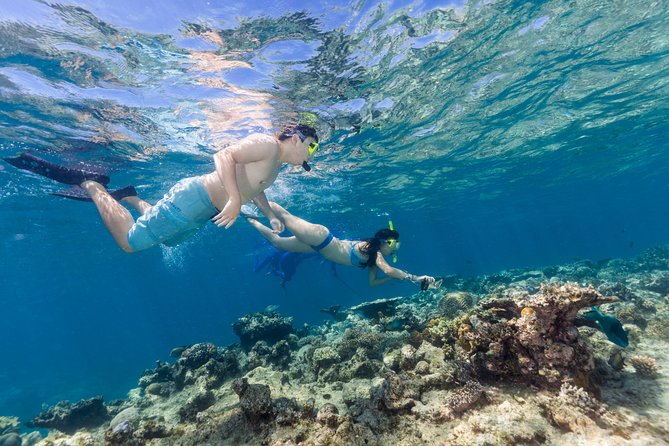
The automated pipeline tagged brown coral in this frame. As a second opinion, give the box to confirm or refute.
[616,306,648,329]
[541,383,607,432]
[438,291,474,316]
[435,381,485,421]
[628,355,659,378]
[460,282,616,388]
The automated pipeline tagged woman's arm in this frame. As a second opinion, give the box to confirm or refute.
[368,266,394,287]
[374,254,436,284]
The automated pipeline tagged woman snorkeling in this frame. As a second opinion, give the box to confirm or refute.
[246,202,438,287]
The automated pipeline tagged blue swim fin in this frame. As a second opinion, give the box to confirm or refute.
[3,153,110,186]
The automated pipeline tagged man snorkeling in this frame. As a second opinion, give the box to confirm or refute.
[246,202,438,288]
[4,124,319,252]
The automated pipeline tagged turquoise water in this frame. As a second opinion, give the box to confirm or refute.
[0,0,668,422]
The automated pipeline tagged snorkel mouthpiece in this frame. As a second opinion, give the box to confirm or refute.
[302,161,311,171]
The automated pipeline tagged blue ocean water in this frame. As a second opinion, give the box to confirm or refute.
[0,0,667,423]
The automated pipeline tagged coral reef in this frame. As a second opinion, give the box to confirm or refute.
[438,291,475,317]
[0,433,21,446]
[315,402,339,428]
[233,311,294,349]
[460,282,615,388]
[439,380,485,420]
[27,396,108,434]
[541,383,607,432]
[349,296,403,318]
[628,354,660,378]
[139,342,239,392]
[233,378,273,420]
[17,245,669,445]
[0,417,18,436]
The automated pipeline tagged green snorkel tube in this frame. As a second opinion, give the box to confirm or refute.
[388,219,398,263]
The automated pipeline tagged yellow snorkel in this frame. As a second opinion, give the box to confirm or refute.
[388,219,398,263]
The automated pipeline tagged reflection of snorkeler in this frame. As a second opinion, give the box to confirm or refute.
[246,202,437,288]
[253,248,320,287]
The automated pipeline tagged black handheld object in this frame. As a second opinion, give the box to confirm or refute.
[420,277,444,291]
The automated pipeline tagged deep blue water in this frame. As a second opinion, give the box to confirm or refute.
[1,0,668,422]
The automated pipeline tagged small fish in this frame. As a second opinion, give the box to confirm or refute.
[583,307,629,348]
[320,305,342,316]
[169,345,192,358]
[264,304,280,313]
[320,305,347,321]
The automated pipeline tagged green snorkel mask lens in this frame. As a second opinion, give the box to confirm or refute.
[307,141,319,157]
[294,129,319,171]
[388,219,399,263]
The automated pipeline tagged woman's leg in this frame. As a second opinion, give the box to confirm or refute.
[81,180,135,252]
[246,217,313,253]
[269,202,331,246]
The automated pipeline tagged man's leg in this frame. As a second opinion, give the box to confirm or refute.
[246,217,313,253]
[268,202,331,246]
[81,180,135,252]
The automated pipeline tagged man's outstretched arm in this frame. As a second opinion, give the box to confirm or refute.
[252,193,284,233]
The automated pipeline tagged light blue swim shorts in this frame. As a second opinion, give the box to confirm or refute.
[127,176,218,252]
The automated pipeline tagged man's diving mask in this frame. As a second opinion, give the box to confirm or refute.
[294,129,319,171]
[307,141,319,157]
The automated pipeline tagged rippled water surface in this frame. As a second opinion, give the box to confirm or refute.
[1,0,668,420]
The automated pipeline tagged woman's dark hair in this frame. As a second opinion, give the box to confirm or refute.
[358,228,399,268]
[277,124,319,142]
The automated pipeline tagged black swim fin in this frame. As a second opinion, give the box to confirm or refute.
[3,153,110,186]
[51,185,137,202]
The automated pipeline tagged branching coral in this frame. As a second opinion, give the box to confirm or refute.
[437,381,485,420]
[541,383,607,432]
[628,355,659,378]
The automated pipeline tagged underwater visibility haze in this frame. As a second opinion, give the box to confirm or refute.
[1,0,668,443]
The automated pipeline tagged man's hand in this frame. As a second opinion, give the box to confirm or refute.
[269,217,284,234]
[213,198,241,229]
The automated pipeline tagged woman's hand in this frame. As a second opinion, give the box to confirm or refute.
[213,198,240,229]
[269,217,284,234]
[415,275,436,283]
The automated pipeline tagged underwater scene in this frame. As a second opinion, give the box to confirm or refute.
[0,0,668,444]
